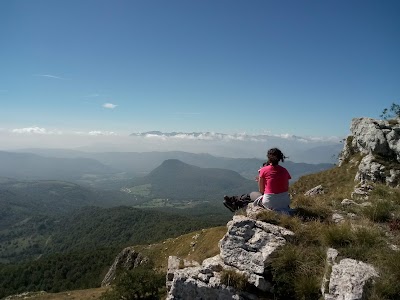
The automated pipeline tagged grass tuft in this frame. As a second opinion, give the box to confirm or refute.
[362,199,393,222]
[220,269,249,291]
[268,244,324,300]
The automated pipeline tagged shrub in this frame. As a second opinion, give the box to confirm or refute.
[100,267,165,300]
[380,102,400,120]
[220,269,249,291]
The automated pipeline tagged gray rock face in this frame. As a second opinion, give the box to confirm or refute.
[166,256,246,300]
[386,127,400,161]
[324,258,378,300]
[355,154,386,183]
[339,117,400,187]
[322,248,379,300]
[350,118,389,156]
[166,216,294,299]
[219,216,294,275]
[101,247,148,287]
[304,184,325,196]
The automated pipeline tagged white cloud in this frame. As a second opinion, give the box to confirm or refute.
[132,131,343,144]
[12,127,62,135]
[88,131,116,136]
[103,103,117,109]
[35,74,65,80]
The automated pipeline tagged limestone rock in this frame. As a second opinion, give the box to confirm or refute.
[386,127,400,161]
[246,203,265,219]
[167,216,294,299]
[355,154,386,184]
[101,247,148,287]
[349,118,389,156]
[387,169,400,187]
[324,258,378,300]
[304,185,324,196]
[341,199,358,206]
[219,216,294,275]
[332,213,345,224]
[167,256,201,291]
[321,248,339,295]
[338,117,400,186]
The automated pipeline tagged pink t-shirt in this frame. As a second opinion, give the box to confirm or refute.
[259,164,291,194]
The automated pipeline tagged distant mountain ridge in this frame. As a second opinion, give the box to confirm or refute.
[132,159,257,201]
[12,149,334,182]
[0,151,116,180]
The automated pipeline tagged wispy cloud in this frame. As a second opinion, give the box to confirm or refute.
[85,93,109,98]
[11,127,118,137]
[102,103,118,109]
[88,131,116,136]
[12,126,62,135]
[131,131,343,143]
[35,74,65,80]
[174,112,201,115]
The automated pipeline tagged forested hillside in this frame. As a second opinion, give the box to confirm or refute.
[0,204,229,298]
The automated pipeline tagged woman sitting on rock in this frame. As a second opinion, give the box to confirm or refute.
[254,148,292,211]
[223,148,292,213]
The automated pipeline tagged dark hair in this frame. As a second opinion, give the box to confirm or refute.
[267,148,286,166]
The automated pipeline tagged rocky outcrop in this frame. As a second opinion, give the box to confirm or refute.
[101,247,148,286]
[166,212,294,299]
[304,184,325,196]
[339,117,400,187]
[322,248,379,300]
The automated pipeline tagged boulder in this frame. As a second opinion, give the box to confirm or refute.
[166,216,294,299]
[219,216,294,275]
[338,117,400,186]
[323,257,378,300]
[349,118,390,156]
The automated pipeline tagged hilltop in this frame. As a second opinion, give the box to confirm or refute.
[130,159,257,202]
[2,117,399,299]
[103,117,400,300]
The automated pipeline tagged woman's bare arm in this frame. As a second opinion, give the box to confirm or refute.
[258,176,265,194]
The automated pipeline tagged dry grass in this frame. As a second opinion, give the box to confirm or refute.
[133,226,227,271]
[6,287,110,300]
[220,269,249,291]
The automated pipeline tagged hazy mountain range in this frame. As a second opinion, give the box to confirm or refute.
[7,149,334,185]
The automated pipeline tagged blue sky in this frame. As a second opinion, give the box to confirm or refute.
[1,0,399,139]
